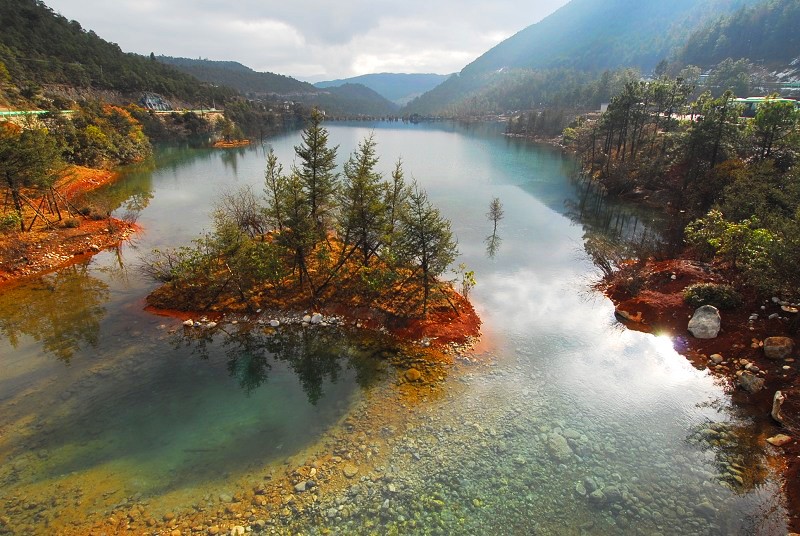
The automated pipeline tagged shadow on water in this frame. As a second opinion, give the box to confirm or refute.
[0,264,108,363]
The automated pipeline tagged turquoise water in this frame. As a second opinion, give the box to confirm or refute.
[0,121,786,534]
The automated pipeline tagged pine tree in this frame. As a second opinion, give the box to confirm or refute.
[292,109,339,237]
[398,182,458,314]
[339,134,386,266]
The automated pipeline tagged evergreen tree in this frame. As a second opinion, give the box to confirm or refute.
[398,182,458,314]
[339,134,386,266]
[292,109,339,235]
[263,148,287,231]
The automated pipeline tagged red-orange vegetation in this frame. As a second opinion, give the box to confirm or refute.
[0,164,134,287]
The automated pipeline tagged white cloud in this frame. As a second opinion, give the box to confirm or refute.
[44,0,570,79]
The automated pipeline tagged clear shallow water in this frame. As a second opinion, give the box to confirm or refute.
[0,121,786,534]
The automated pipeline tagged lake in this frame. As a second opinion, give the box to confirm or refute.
[0,121,786,534]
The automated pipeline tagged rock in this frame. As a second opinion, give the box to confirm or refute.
[737,371,765,394]
[302,315,311,323]
[688,306,721,339]
[772,391,786,424]
[695,500,717,519]
[404,368,422,382]
[766,434,792,447]
[588,489,606,504]
[342,464,359,478]
[218,493,233,503]
[230,527,245,536]
[207,527,220,536]
[615,308,643,323]
[270,319,280,327]
[710,353,724,364]
[205,321,217,329]
[170,530,181,536]
[547,433,573,462]
[294,481,308,493]
[310,313,323,324]
[575,481,587,496]
[182,319,194,327]
[763,337,795,360]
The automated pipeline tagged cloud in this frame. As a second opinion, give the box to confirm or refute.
[44,0,570,79]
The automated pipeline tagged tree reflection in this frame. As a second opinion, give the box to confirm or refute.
[176,325,385,404]
[485,233,502,258]
[0,264,109,362]
[564,175,671,273]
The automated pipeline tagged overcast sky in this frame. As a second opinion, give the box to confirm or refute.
[43,0,569,82]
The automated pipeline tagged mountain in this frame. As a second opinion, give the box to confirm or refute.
[159,57,398,116]
[0,0,234,107]
[315,73,448,106]
[158,56,313,96]
[677,0,800,69]
[404,0,760,115]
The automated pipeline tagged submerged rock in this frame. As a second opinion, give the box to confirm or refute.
[405,368,422,382]
[687,306,721,339]
[342,464,359,478]
[547,433,573,462]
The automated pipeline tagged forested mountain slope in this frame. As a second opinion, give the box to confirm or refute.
[405,0,760,115]
[677,0,800,68]
[0,0,232,106]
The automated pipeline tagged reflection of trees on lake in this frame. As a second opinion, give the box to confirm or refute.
[0,264,109,362]
[177,326,385,404]
[564,175,670,272]
[219,148,247,174]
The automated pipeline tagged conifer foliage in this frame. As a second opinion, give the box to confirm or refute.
[144,113,460,316]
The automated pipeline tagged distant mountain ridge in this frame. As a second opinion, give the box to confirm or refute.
[159,57,398,116]
[404,0,761,115]
[315,73,448,106]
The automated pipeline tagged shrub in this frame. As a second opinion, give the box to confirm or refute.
[0,212,22,232]
[683,282,743,309]
[63,217,81,228]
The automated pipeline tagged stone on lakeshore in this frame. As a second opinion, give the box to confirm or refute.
[205,321,217,329]
[342,464,359,478]
[302,314,311,323]
[230,527,245,536]
[710,354,724,364]
[270,319,280,327]
[772,391,786,424]
[207,527,220,536]
[182,319,194,327]
[311,313,323,324]
[737,371,764,394]
[687,306,721,339]
[766,434,792,447]
[405,368,422,382]
[294,481,308,493]
[763,337,795,360]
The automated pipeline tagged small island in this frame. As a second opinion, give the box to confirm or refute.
[144,110,481,348]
